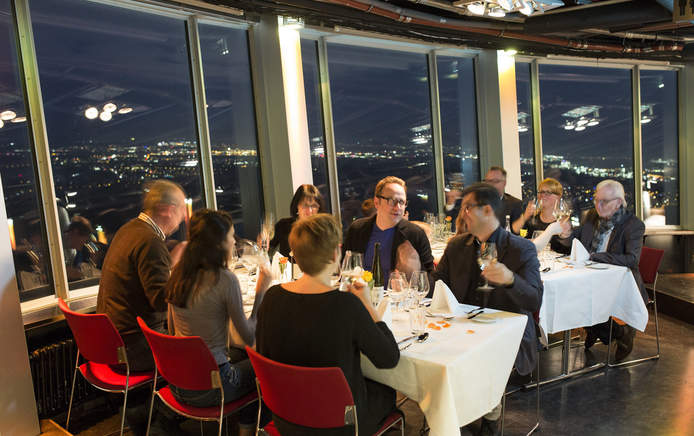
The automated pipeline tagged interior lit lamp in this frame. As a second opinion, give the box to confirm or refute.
[587,118,599,126]
[85,107,99,119]
[488,7,506,17]
[103,102,117,113]
[99,111,112,122]
[1,110,16,121]
[576,117,588,127]
[118,107,133,114]
[11,117,26,123]
[467,2,486,15]
[0,120,3,129]
[279,16,305,30]
[564,123,575,130]
[498,0,514,11]
[575,125,586,131]
[641,116,652,124]
[505,49,518,56]
[518,0,534,16]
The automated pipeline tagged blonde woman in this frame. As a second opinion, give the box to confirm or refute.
[519,178,571,252]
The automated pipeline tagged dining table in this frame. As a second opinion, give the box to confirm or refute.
[361,304,527,436]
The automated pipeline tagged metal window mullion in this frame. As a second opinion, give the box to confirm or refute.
[531,60,544,188]
[13,0,69,300]
[186,17,217,209]
[473,55,486,178]
[317,37,341,222]
[428,51,445,215]
[632,66,643,219]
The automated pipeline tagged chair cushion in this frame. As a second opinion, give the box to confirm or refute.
[157,385,258,419]
[261,421,281,436]
[79,362,154,392]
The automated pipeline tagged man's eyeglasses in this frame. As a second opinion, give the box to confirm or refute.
[461,202,481,213]
[376,195,407,207]
[594,198,618,207]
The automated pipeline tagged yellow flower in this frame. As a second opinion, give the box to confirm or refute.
[519,229,528,238]
[362,271,373,282]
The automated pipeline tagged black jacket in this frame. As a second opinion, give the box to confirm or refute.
[433,227,543,375]
[269,216,296,258]
[558,208,646,303]
[499,193,523,232]
[343,215,435,277]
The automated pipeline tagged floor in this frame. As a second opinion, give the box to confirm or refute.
[50,307,694,436]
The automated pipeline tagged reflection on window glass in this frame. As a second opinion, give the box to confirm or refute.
[437,55,479,215]
[515,61,535,201]
[0,0,54,301]
[539,65,634,216]
[640,70,678,226]
[328,43,436,226]
[31,0,203,290]
[301,38,331,212]
[199,23,263,238]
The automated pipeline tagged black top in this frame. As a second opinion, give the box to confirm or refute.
[269,216,296,258]
[433,227,543,375]
[522,215,564,253]
[256,284,400,434]
[498,193,523,233]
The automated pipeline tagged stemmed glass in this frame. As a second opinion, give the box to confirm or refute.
[228,241,239,270]
[476,242,497,312]
[387,272,408,312]
[258,213,275,254]
[339,251,364,291]
[410,271,429,306]
[553,198,572,222]
[239,239,263,300]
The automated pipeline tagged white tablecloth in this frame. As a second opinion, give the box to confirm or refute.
[539,262,648,336]
[361,305,527,436]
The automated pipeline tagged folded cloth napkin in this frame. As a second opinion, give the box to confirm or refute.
[570,239,590,263]
[377,297,393,327]
[271,251,282,275]
[430,280,458,314]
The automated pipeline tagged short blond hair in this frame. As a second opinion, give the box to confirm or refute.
[289,214,342,276]
[596,179,626,207]
[538,178,563,197]
[374,176,406,197]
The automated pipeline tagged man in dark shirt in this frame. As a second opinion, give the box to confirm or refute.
[97,180,187,371]
[433,182,542,436]
[483,166,523,233]
[343,176,434,283]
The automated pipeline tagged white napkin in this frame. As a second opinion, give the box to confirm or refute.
[570,239,590,263]
[271,251,282,276]
[430,280,457,315]
[377,297,393,327]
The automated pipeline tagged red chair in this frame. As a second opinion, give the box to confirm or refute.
[137,317,257,436]
[246,346,404,436]
[58,298,154,436]
[609,246,665,367]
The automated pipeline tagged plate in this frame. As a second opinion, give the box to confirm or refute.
[470,313,497,323]
[586,264,609,270]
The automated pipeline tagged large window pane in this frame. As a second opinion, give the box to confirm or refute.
[31,0,203,290]
[328,43,436,226]
[301,39,331,212]
[1,0,53,301]
[539,65,634,216]
[516,61,535,201]
[199,23,263,238]
[437,55,479,206]
[640,70,678,226]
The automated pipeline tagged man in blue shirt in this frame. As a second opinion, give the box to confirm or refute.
[343,176,434,283]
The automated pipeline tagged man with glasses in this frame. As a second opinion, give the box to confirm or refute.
[557,179,646,362]
[343,176,434,283]
[434,182,542,436]
[483,166,523,233]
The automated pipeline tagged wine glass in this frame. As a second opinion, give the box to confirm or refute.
[553,198,572,222]
[258,212,275,253]
[239,239,263,299]
[228,241,239,270]
[410,271,429,305]
[476,241,497,304]
[387,272,408,312]
[339,251,364,291]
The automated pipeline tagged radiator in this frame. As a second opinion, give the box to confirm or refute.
[29,339,96,418]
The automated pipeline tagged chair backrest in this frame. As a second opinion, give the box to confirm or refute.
[137,317,220,391]
[246,346,356,429]
[58,298,126,365]
[639,246,665,285]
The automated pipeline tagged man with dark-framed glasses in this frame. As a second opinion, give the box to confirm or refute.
[343,176,434,284]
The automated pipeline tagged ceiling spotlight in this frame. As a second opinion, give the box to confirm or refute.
[518,125,528,132]
[0,120,3,129]
[1,110,17,121]
[498,0,514,11]
[99,111,112,122]
[11,117,26,123]
[488,7,506,17]
[467,2,486,15]
[641,117,651,124]
[504,49,518,56]
[576,118,588,127]
[587,119,599,126]
[564,124,575,130]
[279,16,305,30]
[517,0,534,16]
[85,106,99,119]
[658,81,665,88]
[103,103,117,113]
[118,107,133,114]
[575,125,586,131]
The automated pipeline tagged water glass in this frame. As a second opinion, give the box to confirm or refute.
[410,271,429,304]
[409,307,426,335]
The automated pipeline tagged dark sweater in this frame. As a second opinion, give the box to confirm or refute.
[269,216,296,258]
[256,284,399,434]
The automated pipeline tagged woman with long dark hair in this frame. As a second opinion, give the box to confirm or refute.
[166,209,270,436]
[269,184,327,257]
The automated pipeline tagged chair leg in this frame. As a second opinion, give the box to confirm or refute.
[653,287,660,356]
[120,369,131,436]
[145,375,157,436]
[65,349,80,432]
[500,391,506,436]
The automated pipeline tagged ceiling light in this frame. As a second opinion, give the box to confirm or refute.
[517,0,534,16]
[488,7,506,17]
[279,16,305,30]
[564,124,575,130]
[518,125,528,132]
[641,117,651,124]
[498,0,514,11]
[576,118,588,127]
[103,102,117,113]
[467,2,486,15]
[11,117,26,123]
[85,107,99,119]
[118,107,133,114]
[574,125,586,131]
[99,111,112,122]
[587,119,599,126]
[0,120,3,129]
[1,110,16,121]
[504,49,518,56]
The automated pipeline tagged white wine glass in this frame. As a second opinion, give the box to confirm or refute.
[410,271,429,305]
[387,272,408,312]
[339,251,364,291]
[477,242,497,293]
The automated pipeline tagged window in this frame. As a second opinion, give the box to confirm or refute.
[640,69,678,226]
[539,64,634,216]
[515,61,536,201]
[301,38,331,211]
[437,55,480,209]
[327,43,436,226]
[1,0,54,301]
[31,0,203,290]
[198,23,263,237]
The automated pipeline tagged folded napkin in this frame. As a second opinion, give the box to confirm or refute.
[377,297,393,327]
[430,280,457,315]
[570,239,590,263]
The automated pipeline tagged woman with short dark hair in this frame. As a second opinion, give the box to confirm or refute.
[269,184,327,258]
